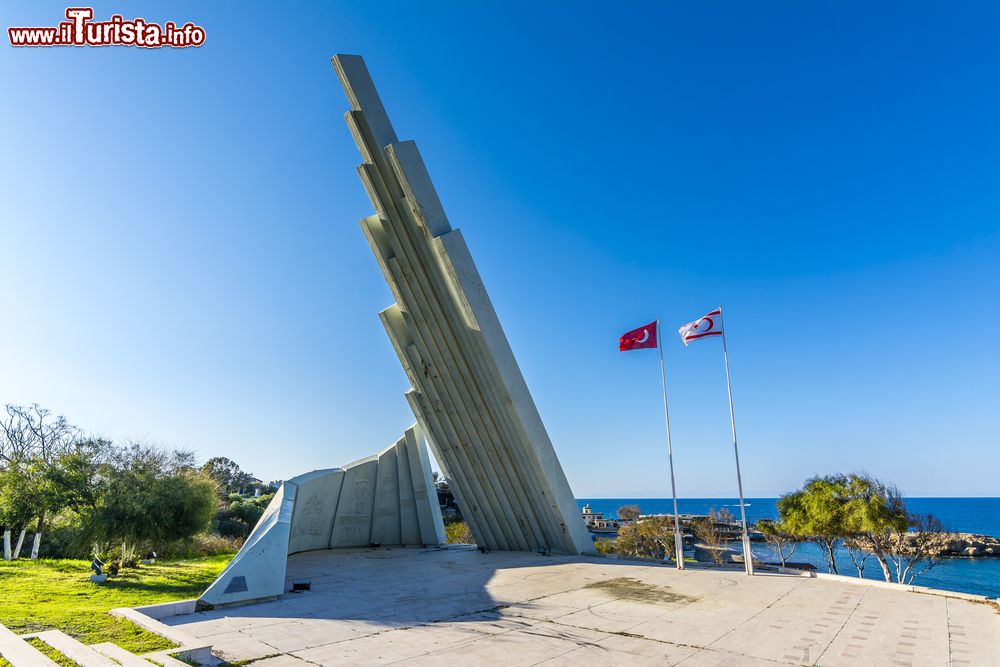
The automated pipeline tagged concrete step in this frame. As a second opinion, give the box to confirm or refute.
[33,630,118,666]
[92,642,156,666]
[141,651,197,666]
[0,623,60,666]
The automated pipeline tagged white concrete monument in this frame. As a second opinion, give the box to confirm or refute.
[333,54,592,556]
[199,53,593,608]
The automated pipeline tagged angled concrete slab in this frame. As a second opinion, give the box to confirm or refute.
[370,443,402,546]
[333,53,593,555]
[288,469,344,554]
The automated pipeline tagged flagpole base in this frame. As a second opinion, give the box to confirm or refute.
[674,531,685,570]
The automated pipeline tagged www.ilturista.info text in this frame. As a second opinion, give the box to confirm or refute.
[8,8,206,48]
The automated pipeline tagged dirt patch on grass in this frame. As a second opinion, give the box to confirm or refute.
[584,577,695,605]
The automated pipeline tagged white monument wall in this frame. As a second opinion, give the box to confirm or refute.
[200,425,444,608]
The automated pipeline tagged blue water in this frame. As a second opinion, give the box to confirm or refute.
[577,498,1000,598]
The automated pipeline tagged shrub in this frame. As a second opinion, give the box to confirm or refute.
[84,446,218,554]
[612,516,676,561]
[594,538,616,555]
[37,510,90,559]
[156,532,243,559]
[445,521,474,544]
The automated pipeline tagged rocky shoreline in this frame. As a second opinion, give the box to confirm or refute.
[906,532,1000,558]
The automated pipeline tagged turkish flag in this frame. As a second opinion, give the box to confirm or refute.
[619,321,658,351]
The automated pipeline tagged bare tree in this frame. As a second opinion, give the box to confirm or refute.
[1,404,79,465]
[845,541,869,578]
[0,404,80,558]
[758,519,797,567]
[691,508,732,565]
[890,513,946,585]
[0,406,33,465]
[837,474,947,585]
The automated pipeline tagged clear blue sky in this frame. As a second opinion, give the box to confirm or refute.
[2,2,998,497]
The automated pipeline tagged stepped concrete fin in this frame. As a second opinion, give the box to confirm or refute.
[332,53,593,555]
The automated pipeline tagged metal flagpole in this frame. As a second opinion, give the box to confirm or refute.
[718,308,753,575]
[656,319,685,569]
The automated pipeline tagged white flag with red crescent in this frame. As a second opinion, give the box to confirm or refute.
[678,308,723,345]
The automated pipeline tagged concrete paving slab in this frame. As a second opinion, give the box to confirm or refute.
[197,630,283,663]
[292,622,487,665]
[679,646,798,666]
[399,627,596,667]
[248,656,313,666]
[439,611,542,635]
[596,632,701,663]
[151,548,1000,666]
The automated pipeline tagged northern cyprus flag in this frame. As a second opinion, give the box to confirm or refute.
[678,308,723,345]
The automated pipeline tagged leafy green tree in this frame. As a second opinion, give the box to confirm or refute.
[617,505,641,522]
[779,472,945,583]
[201,457,255,497]
[0,404,80,557]
[44,439,110,513]
[215,494,271,538]
[840,474,944,583]
[0,460,42,557]
[777,475,853,574]
[840,474,908,579]
[84,443,217,556]
[613,516,676,561]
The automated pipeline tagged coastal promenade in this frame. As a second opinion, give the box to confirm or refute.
[140,547,1000,666]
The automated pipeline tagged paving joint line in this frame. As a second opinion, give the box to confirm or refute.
[674,576,811,666]
[945,597,953,667]
[813,584,872,666]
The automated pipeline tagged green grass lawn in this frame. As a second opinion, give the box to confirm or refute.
[0,554,233,656]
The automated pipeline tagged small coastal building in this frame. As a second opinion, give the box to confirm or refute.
[581,504,621,531]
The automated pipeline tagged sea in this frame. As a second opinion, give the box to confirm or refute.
[576,497,1000,599]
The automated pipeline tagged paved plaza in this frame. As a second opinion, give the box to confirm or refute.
[151,547,1000,666]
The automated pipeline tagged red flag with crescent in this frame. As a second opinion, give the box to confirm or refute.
[619,321,658,351]
[678,307,723,345]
